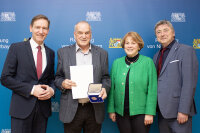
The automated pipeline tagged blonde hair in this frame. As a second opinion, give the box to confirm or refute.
[121,31,144,50]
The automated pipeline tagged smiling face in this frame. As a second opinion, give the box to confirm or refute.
[155,24,175,48]
[124,36,140,57]
[30,19,49,45]
[74,22,91,50]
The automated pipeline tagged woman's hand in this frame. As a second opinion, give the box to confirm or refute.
[109,113,116,122]
[144,115,153,125]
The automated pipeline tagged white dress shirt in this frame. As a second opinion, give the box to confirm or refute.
[30,38,47,95]
[30,38,47,72]
[76,44,92,103]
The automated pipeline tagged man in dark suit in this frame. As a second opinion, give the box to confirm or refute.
[1,14,55,133]
[153,20,198,133]
[54,21,111,133]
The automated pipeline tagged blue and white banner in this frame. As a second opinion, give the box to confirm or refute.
[0,0,200,132]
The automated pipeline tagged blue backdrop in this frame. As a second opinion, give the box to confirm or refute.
[0,0,200,132]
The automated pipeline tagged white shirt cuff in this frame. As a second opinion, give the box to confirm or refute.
[31,85,36,95]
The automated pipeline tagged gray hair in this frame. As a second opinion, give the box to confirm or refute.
[154,20,174,33]
[74,21,92,32]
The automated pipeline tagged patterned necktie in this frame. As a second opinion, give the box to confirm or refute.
[37,46,42,79]
[157,48,167,77]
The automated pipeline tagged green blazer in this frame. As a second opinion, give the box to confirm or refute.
[107,55,157,116]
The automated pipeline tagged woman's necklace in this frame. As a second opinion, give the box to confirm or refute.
[125,55,139,64]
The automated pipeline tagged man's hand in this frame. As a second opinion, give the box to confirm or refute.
[38,85,54,100]
[144,115,153,125]
[61,79,76,89]
[98,88,107,100]
[33,85,46,98]
[33,85,54,100]
[109,113,116,122]
[177,112,188,124]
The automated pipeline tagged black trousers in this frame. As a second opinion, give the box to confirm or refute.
[116,113,150,133]
[64,103,101,133]
[11,101,48,133]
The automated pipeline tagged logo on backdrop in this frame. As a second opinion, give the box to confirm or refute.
[0,39,10,49]
[86,11,102,21]
[1,129,11,133]
[171,13,185,22]
[0,12,16,22]
[24,38,29,41]
[193,39,200,49]
[51,101,59,112]
[109,38,122,48]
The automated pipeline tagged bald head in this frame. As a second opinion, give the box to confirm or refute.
[74,21,91,32]
[74,21,92,50]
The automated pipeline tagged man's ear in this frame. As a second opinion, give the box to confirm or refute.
[74,32,76,39]
[30,25,32,33]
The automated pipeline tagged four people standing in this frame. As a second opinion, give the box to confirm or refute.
[107,32,157,133]
[153,20,198,133]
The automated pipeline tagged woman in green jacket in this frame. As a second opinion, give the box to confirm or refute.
[107,31,157,133]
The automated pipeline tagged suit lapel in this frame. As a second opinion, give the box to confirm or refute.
[25,41,38,78]
[159,42,179,76]
[91,45,99,82]
[153,51,159,64]
[41,44,49,79]
[69,44,76,66]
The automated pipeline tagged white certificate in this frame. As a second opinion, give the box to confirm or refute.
[70,65,93,99]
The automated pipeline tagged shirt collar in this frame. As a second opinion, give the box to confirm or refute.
[161,39,176,50]
[75,43,91,53]
[30,38,45,49]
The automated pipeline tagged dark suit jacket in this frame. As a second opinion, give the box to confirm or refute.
[1,40,55,119]
[153,41,198,119]
[54,44,111,124]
